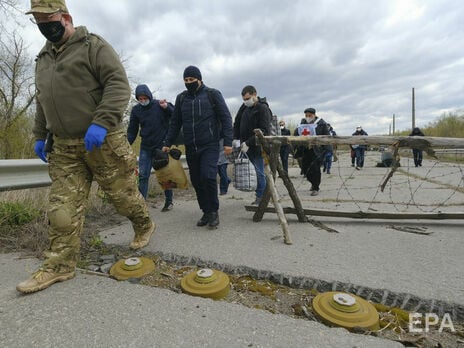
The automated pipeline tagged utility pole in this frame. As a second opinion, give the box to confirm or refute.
[412,87,415,129]
[392,114,395,135]
[389,124,391,135]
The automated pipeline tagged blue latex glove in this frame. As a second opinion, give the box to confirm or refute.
[84,124,107,151]
[34,140,48,163]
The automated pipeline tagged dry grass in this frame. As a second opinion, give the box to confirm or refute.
[0,184,119,257]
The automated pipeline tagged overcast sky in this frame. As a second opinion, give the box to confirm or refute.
[14,0,464,135]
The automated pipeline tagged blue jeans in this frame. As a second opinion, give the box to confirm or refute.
[139,148,173,202]
[354,147,365,168]
[323,151,333,172]
[217,163,230,194]
[412,149,423,166]
[247,151,266,198]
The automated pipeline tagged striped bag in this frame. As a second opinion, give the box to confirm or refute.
[233,152,257,192]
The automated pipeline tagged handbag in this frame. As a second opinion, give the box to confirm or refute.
[233,152,257,192]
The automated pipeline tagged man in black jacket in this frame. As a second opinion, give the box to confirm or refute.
[279,120,291,174]
[163,66,233,229]
[233,85,271,205]
[409,127,425,167]
[352,126,368,170]
[294,108,330,196]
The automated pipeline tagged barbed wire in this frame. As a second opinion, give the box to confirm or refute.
[273,149,464,217]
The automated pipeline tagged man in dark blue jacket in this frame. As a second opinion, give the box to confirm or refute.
[352,125,368,170]
[127,84,175,211]
[162,66,233,229]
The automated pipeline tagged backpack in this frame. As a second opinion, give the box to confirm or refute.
[258,97,280,136]
[178,88,220,116]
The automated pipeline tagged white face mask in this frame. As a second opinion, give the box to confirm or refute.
[280,126,284,130]
[305,116,315,123]
[243,98,255,108]
[139,100,150,107]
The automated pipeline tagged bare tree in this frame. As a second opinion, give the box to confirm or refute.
[0,0,20,31]
[0,0,36,158]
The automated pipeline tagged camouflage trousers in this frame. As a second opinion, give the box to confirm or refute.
[43,129,152,272]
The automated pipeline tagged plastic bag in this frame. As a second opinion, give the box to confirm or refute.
[154,154,188,190]
[233,152,257,192]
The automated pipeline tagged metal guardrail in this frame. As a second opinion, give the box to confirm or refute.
[2,148,462,192]
[0,157,188,192]
[433,149,464,154]
[0,159,51,192]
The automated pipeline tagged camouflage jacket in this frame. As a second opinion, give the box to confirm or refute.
[33,26,130,140]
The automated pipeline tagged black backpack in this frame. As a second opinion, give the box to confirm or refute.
[178,88,220,115]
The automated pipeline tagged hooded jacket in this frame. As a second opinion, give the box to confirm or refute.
[409,127,424,136]
[127,84,174,150]
[165,84,233,149]
[32,26,131,140]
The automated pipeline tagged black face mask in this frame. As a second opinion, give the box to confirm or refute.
[38,21,65,43]
[185,81,199,94]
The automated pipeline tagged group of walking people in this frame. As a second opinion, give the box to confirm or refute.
[20,0,278,294]
[19,0,426,295]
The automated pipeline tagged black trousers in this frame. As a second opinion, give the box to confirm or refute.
[301,148,322,190]
[185,143,220,213]
[280,145,290,173]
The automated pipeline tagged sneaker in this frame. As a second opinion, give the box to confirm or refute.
[130,221,156,250]
[251,197,262,206]
[16,268,75,294]
[197,213,210,227]
[310,190,319,196]
[208,211,219,229]
[310,186,316,192]
[161,202,173,212]
[355,166,360,170]
[326,170,331,174]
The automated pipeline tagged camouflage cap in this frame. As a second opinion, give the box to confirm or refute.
[25,0,69,14]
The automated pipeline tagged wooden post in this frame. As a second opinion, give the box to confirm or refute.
[253,131,306,223]
[264,157,292,244]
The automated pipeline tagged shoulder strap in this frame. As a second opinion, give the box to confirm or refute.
[178,90,188,107]
[207,88,220,116]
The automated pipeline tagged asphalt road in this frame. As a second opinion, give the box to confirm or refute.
[101,153,464,312]
[1,254,402,347]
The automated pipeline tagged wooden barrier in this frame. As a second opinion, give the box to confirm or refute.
[248,131,464,244]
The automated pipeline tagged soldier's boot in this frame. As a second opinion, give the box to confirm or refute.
[16,268,75,294]
[130,221,156,250]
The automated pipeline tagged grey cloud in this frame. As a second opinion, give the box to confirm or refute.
[17,0,464,135]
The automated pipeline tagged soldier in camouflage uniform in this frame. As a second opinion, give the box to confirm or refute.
[17,0,155,294]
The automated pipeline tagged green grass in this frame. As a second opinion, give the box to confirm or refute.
[0,201,40,226]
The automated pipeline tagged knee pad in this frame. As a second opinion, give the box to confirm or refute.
[48,205,73,230]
